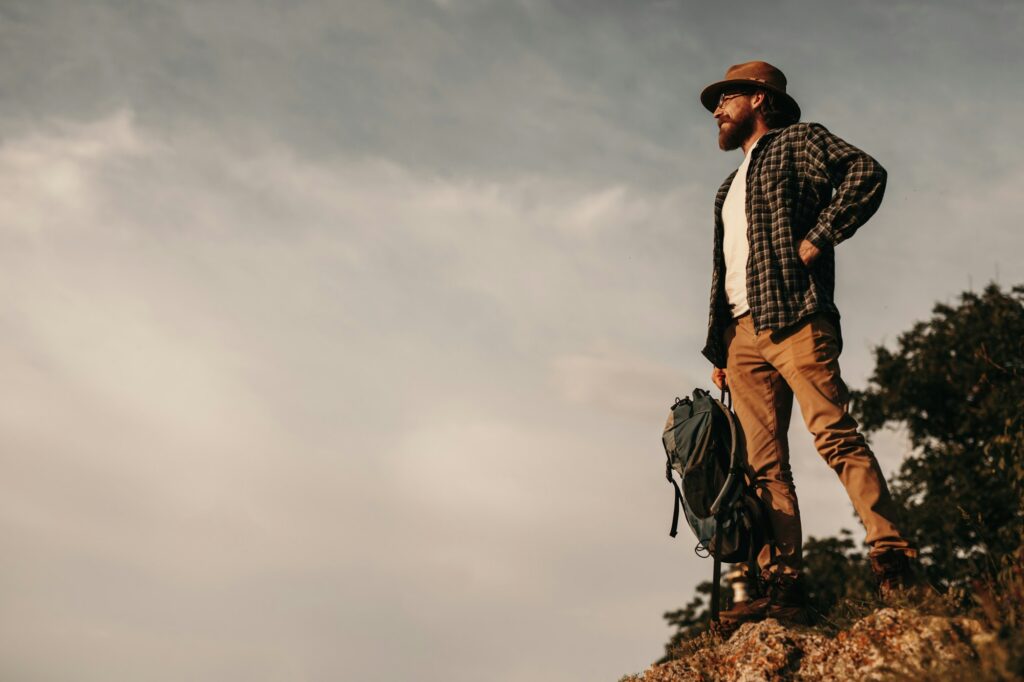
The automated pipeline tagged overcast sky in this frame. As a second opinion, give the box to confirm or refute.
[1,1,1022,680]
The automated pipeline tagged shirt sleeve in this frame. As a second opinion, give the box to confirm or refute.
[802,123,888,251]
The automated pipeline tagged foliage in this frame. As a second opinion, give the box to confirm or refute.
[972,542,1024,679]
[853,283,1024,592]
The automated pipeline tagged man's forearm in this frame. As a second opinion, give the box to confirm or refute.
[803,123,887,250]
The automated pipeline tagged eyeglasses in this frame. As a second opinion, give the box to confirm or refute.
[716,91,750,110]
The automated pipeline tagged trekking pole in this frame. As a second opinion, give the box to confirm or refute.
[712,385,729,625]
[711,556,722,623]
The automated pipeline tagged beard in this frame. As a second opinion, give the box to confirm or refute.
[718,113,754,151]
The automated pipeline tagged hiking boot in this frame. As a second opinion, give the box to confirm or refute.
[716,571,809,635]
[716,596,770,637]
[870,550,922,602]
[763,572,810,625]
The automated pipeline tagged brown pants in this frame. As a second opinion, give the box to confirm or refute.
[723,312,915,577]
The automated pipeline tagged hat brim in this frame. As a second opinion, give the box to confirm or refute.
[700,79,801,121]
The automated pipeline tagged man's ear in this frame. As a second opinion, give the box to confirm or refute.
[750,90,766,111]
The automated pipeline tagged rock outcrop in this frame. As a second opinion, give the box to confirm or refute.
[628,608,995,682]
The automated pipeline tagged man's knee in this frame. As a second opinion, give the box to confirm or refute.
[814,425,875,471]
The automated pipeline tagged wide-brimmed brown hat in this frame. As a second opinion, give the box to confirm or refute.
[700,60,800,121]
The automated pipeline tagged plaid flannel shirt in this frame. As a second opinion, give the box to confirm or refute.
[701,121,888,368]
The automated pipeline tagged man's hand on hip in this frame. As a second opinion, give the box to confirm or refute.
[711,367,727,390]
[798,239,823,266]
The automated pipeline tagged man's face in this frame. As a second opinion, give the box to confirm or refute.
[714,90,755,151]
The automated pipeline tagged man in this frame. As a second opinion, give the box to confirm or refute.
[698,61,917,627]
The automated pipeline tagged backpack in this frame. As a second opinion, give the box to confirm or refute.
[661,388,772,622]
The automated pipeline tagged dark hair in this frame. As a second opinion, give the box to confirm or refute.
[757,89,799,128]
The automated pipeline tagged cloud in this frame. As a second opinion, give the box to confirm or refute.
[0,110,151,231]
[551,347,694,421]
[0,109,710,681]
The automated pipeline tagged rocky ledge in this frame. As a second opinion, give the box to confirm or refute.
[626,608,1000,682]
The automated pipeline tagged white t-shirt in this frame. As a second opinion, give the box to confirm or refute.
[722,138,759,318]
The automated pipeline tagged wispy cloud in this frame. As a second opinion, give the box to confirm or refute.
[0,109,708,680]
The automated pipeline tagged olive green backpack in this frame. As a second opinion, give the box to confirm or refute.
[661,388,772,621]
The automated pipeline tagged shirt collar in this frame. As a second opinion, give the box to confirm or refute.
[748,126,786,158]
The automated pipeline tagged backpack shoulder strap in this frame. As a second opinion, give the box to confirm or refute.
[666,466,685,538]
[707,396,740,515]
